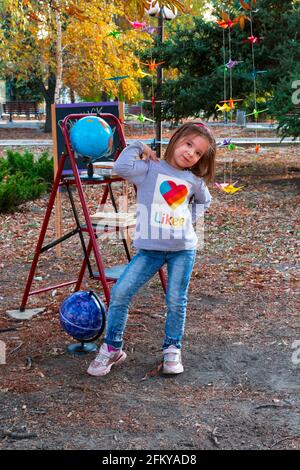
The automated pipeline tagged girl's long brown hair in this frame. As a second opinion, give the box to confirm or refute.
[164,122,216,183]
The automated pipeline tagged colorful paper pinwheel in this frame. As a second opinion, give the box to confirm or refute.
[142,26,157,35]
[243,35,261,44]
[217,12,248,30]
[105,30,122,39]
[219,98,243,110]
[218,138,232,147]
[249,70,268,79]
[129,20,146,29]
[141,59,165,74]
[127,113,155,123]
[105,75,130,84]
[143,96,165,110]
[216,103,231,113]
[217,12,240,29]
[228,143,236,151]
[215,182,243,194]
[246,107,268,118]
[136,68,151,79]
[226,59,243,69]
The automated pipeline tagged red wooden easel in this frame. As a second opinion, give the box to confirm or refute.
[20,113,166,311]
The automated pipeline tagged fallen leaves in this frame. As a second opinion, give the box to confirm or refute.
[141,361,163,381]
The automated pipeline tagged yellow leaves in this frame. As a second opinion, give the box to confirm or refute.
[27,11,42,22]
[65,5,89,21]
[1,0,158,102]
[62,8,142,103]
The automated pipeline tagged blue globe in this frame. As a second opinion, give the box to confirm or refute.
[70,116,113,160]
[59,291,106,342]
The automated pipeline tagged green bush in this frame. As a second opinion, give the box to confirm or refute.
[0,150,53,213]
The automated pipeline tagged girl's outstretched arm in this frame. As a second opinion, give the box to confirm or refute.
[114,141,157,185]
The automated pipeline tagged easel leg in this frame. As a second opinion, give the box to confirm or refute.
[75,238,93,291]
[158,268,167,294]
[69,156,111,306]
[20,154,67,311]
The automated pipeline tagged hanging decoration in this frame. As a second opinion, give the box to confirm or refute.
[136,68,151,79]
[240,0,265,154]
[129,20,147,29]
[215,4,249,195]
[105,75,130,83]
[243,34,262,44]
[248,70,268,79]
[105,30,122,39]
[226,59,243,69]
[246,107,268,119]
[216,103,231,113]
[219,98,243,110]
[127,113,155,123]
[215,182,244,194]
[141,59,165,74]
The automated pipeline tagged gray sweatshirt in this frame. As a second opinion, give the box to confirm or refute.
[114,141,211,251]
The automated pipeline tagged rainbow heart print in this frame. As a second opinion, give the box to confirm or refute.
[160,180,188,210]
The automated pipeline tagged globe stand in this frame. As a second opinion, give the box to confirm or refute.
[79,157,104,181]
[67,341,98,356]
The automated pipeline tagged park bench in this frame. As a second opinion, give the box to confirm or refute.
[1,101,43,121]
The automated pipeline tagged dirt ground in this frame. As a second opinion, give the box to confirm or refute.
[0,126,299,450]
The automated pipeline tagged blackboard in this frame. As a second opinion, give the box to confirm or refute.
[52,101,122,173]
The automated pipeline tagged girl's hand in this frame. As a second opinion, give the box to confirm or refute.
[141,144,159,162]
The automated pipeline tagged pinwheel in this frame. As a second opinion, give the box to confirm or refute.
[218,138,232,147]
[127,113,155,123]
[215,182,243,194]
[105,75,130,84]
[243,35,261,44]
[217,12,248,30]
[142,26,158,34]
[144,96,161,110]
[218,140,243,151]
[105,30,122,39]
[141,59,165,74]
[228,143,236,151]
[226,59,243,69]
[246,107,268,118]
[249,70,268,79]
[219,98,243,110]
[216,103,232,113]
[136,68,151,79]
[129,20,146,29]
[217,12,240,29]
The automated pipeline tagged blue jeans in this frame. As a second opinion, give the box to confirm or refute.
[104,249,196,350]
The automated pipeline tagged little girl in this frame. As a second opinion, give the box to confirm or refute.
[87,122,216,376]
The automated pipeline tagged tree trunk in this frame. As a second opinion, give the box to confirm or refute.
[54,10,62,104]
[44,99,53,133]
[70,88,75,103]
[38,73,56,133]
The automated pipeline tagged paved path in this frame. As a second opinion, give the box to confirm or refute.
[1,137,299,147]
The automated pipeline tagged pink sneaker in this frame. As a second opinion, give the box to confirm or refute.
[163,345,184,374]
[87,343,127,377]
